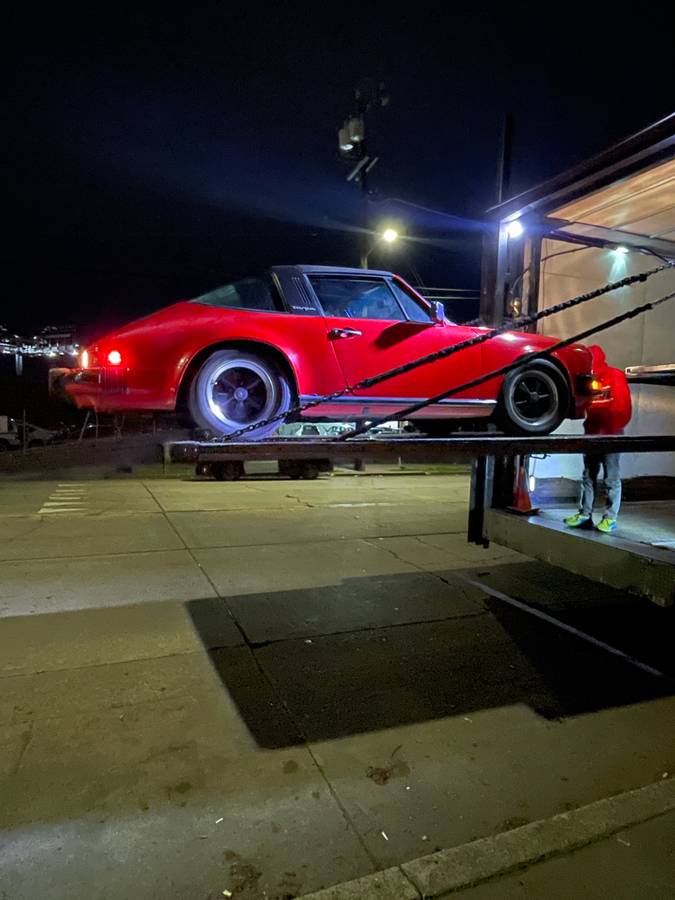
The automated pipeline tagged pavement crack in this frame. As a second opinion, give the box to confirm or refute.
[247,609,488,649]
[141,481,250,647]
[12,721,34,774]
[3,519,44,547]
[246,644,381,873]
[363,537,489,612]
[284,493,314,508]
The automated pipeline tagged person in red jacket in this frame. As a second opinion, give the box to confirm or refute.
[564,345,632,533]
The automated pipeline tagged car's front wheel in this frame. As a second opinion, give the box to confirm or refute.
[497,364,568,435]
[187,349,292,439]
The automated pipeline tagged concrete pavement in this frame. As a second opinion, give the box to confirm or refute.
[1,473,673,898]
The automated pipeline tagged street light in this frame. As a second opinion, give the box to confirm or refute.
[361,227,400,268]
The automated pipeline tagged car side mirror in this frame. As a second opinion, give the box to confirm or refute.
[432,301,445,323]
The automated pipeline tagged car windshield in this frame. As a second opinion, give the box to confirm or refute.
[191,277,283,312]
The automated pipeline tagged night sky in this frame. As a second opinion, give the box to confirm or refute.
[6,5,673,338]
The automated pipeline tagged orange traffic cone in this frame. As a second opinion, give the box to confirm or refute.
[507,456,539,516]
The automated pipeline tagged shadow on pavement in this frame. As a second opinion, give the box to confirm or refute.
[186,565,674,750]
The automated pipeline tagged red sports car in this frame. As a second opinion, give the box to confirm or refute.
[54,265,596,437]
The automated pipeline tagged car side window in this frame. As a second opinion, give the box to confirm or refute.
[191,277,284,312]
[309,277,406,321]
[389,281,434,323]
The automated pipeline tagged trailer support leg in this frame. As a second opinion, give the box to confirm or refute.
[468,454,494,546]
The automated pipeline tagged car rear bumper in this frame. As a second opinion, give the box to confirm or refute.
[49,367,175,412]
[49,367,128,410]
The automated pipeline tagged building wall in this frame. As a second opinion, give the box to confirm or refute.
[535,238,675,478]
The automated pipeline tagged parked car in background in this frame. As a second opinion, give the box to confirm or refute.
[364,422,408,439]
[0,417,58,450]
[51,265,598,438]
[278,422,354,438]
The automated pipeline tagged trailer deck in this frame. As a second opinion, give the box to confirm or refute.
[164,433,675,605]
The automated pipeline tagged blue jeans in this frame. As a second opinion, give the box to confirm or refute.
[579,453,622,519]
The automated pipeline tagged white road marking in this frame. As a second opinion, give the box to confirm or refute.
[327,502,394,508]
[38,486,89,516]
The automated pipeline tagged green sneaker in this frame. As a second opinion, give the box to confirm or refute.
[596,517,617,534]
[564,513,592,529]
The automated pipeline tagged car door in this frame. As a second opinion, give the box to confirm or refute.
[306,274,488,418]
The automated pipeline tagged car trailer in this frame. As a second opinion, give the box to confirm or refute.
[164,433,675,607]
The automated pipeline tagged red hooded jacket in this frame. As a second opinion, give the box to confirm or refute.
[584,345,632,435]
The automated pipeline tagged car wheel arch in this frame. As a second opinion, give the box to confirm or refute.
[176,339,299,414]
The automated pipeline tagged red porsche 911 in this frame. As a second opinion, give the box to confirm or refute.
[53,265,596,437]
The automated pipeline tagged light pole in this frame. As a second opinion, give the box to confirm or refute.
[361,228,399,269]
[337,79,390,268]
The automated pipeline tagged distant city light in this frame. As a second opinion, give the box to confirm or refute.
[506,220,524,239]
[0,324,79,360]
[382,228,398,243]
[613,245,629,255]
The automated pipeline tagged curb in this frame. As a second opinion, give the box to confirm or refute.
[301,777,675,899]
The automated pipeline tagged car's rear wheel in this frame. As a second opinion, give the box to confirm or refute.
[188,349,292,439]
[497,364,568,435]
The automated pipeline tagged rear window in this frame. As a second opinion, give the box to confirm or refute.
[191,277,283,312]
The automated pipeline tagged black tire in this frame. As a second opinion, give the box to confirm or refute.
[187,349,292,439]
[497,364,568,435]
[212,461,244,481]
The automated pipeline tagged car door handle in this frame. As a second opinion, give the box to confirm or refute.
[328,327,362,340]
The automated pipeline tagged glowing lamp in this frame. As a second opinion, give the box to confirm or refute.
[81,349,89,368]
[506,220,524,239]
[382,228,398,243]
[107,350,122,366]
[613,245,629,255]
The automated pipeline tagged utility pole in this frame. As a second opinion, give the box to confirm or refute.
[337,78,389,267]
[495,112,513,205]
[480,112,514,326]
